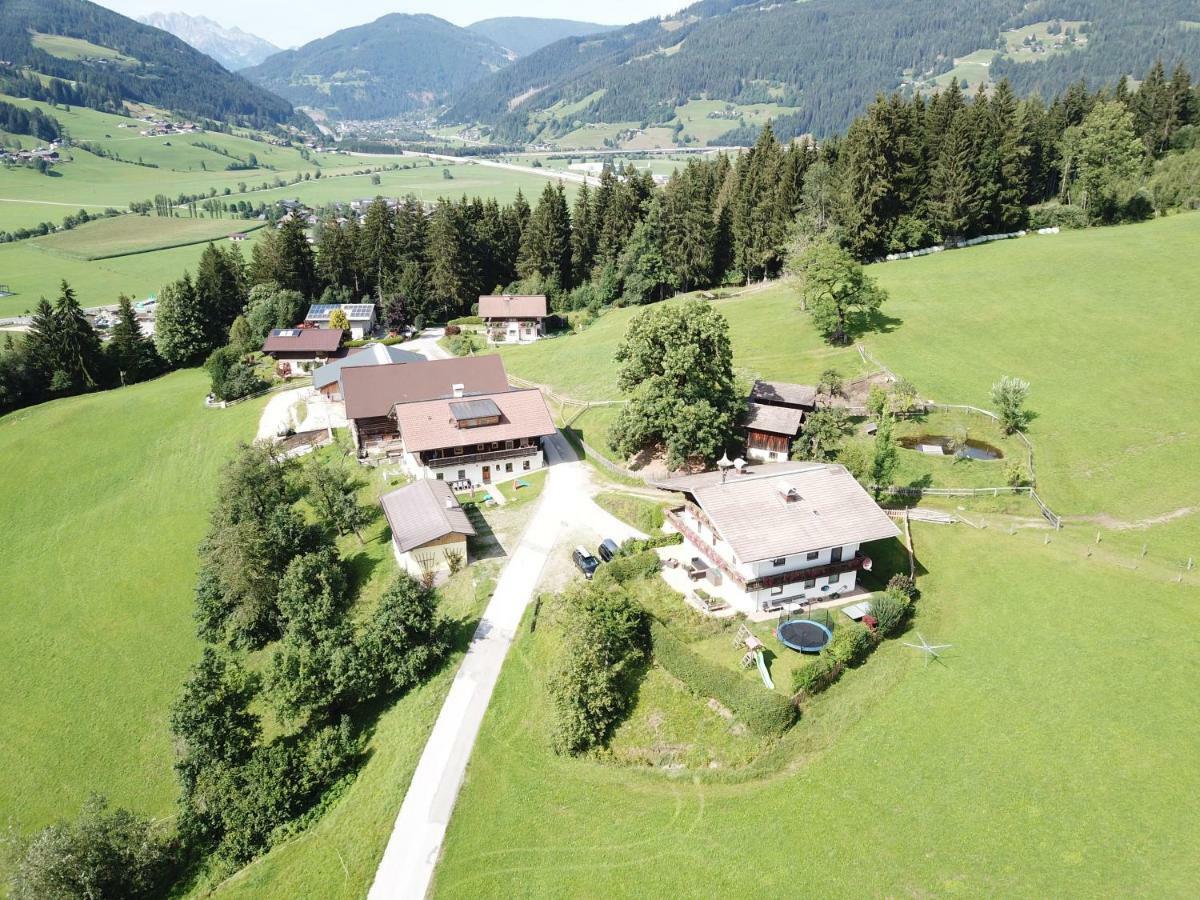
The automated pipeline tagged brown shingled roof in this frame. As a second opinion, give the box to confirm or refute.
[342,355,510,419]
[744,401,804,436]
[478,295,548,319]
[380,480,476,553]
[750,380,818,409]
[261,328,345,354]
[393,388,556,453]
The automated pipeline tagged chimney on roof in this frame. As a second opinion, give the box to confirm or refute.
[452,383,464,398]
[780,484,802,503]
[445,496,456,510]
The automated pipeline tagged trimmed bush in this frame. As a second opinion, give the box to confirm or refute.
[649,620,795,736]
[868,592,907,637]
[444,323,462,336]
[827,623,874,667]
[548,584,648,755]
[596,550,661,585]
[886,574,919,603]
[791,654,843,697]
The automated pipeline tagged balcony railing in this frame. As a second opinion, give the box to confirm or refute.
[424,445,538,468]
[665,507,868,593]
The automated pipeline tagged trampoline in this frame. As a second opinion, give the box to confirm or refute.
[776,618,833,653]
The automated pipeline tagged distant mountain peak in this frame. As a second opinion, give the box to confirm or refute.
[139,11,279,71]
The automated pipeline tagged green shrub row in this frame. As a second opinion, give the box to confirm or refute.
[648,620,795,736]
[596,550,662,585]
[791,654,844,696]
[618,533,682,554]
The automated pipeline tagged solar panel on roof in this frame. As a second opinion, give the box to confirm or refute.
[345,304,375,318]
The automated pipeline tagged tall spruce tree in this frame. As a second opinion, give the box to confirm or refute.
[52,281,104,391]
[155,273,216,367]
[106,295,159,385]
[518,181,572,291]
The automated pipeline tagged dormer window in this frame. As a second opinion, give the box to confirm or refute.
[448,398,502,429]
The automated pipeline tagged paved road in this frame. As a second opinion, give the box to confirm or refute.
[367,431,643,899]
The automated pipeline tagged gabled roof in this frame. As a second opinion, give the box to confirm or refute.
[261,328,345,354]
[654,462,900,563]
[306,303,377,322]
[380,480,476,553]
[478,295,548,319]
[313,343,425,390]
[743,401,804,436]
[342,355,510,419]
[393,389,556,453]
[750,380,818,409]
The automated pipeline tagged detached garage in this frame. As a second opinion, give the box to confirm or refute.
[380,479,476,580]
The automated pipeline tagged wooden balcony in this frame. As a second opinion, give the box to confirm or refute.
[423,444,538,469]
[665,506,868,593]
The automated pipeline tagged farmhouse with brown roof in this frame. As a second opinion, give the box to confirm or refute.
[392,388,556,488]
[478,294,548,344]
[341,355,511,454]
[654,462,900,615]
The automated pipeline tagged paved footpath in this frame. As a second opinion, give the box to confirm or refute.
[367,432,642,899]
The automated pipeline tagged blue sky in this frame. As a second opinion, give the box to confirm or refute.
[97,1,684,48]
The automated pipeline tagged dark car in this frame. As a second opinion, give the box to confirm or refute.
[597,538,620,563]
[572,545,600,579]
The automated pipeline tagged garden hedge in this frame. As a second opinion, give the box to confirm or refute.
[649,620,795,736]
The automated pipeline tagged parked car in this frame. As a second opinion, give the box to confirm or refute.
[597,538,620,562]
[572,545,600,580]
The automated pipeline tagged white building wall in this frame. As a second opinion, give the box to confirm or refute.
[405,448,545,488]
[747,446,788,463]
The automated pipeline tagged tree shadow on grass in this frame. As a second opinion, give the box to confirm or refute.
[859,307,904,338]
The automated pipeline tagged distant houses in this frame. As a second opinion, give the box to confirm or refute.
[479,295,548,344]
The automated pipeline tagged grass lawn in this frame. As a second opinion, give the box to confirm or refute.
[433,524,1200,896]
[593,491,669,533]
[0,229,262,316]
[34,216,264,260]
[869,214,1200,540]
[498,285,866,401]
[0,370,264,863]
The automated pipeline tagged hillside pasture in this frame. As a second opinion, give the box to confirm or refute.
[0,230,259,317]
[35,215,262,260]
[869,214,1200,541]
[0,371,264,860]
[433,524,1200,897]
[30,32,138,65]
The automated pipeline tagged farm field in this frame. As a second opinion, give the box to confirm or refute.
[433,524,1200,897]
[0,228,260,317]
[0,370,264,873]
[34,215,263,260]
[673,98,798,145]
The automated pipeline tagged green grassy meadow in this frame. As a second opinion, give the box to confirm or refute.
[34,216,263,260]
[869,214,1200,533]
[0,371,263,853]
[433,525,1200,897]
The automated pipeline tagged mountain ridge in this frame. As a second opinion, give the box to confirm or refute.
[138,11,280,71]
[466,17,621,57]
[242,13,511,120]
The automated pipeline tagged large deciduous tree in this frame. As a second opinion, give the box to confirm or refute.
[608,300,739,468]
[795,240,887,344]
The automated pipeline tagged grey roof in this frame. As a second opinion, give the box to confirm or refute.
[380,480,476,553]
[449,398,502,421]
[743,401,804,436]
[654,462,900,563]
[750,380,818,409]
[313,343,425,390]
